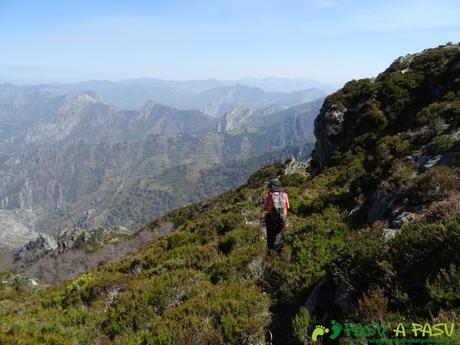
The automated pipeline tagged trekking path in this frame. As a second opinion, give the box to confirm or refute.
[257,219,301,345]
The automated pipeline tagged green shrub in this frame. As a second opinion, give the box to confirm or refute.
[357,102,388,134]
[215,212,244,235]
[440,101,460,126]
[292,306,311,344]
[406,167,460,204]
[431,134,456,154]
[274,207,347,301]
[208,260,232,284]
[416,103,444,127]
[389,214,460,307]
[58,273,93,307]
[329,233,389,295]
[427,265,460,308]
[245,163,285,188]
[281,173,308,187]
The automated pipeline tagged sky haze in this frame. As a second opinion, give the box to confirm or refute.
[1,0,459,84]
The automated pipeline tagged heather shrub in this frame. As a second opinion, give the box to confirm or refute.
[426,265,460,308]
[355,288,389,322]
[406,166,460,204]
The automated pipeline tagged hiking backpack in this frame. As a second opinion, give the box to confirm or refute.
[269,192,286,225]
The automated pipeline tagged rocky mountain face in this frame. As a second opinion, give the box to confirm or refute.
[311,45,460,175]
[0,209,38,250]
[198,85,324,117]
[217,102,255,131]
[1,44,457,344]
[309,42,460,234]
[246,97,325,144]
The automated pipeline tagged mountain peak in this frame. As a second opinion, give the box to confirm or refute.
[219,101,255,131]
[140,99,160,112]
[381,42,460,77]
[311,43,460,175]
[59,91,105,112]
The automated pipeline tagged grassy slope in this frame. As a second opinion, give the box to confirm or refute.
[1,45,460,344]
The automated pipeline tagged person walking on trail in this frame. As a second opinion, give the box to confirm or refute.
[261,178,289,253]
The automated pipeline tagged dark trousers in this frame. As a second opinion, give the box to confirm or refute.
[265,214,284,250]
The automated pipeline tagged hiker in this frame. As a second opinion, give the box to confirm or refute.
[261,178,289,253]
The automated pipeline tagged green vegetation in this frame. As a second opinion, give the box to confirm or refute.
[0,45,459,344]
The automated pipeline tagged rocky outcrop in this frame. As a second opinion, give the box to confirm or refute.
[0,209,39,250]
[12,222,174,285]
[310,103,347,174]
[218,102,255,132]
[14,225,134,268]
[305,278,355,320]
[284,156,309,175]
[15,233,58,264]
[310,43,460,176]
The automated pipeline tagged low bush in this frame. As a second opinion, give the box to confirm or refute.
[406,166,460,205]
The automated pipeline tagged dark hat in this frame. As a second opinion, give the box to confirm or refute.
[266,178,282,192]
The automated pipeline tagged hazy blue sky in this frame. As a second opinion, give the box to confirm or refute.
[0,0,459,84]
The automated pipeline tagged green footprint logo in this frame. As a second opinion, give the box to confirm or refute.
[311,325,329,342]
[329,320,343,340]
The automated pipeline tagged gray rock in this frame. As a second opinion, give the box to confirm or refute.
[390,211,415,229]
[311,104,347,174]
[248,256,264,281]
[306,278,355,317]
[367,190,398,224]
[284,156,310,175]
[104,287,121,311]
[402,154,419,163]
[218,101,255,132]
[417,155,442,171]
[16,233,58,263]
[334,285,355,312]
[382,228,399,240]
[305,278,331,314]
[0,209,39,250]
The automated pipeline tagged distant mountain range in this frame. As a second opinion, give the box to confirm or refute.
[2,77,333,112]
[0,81,324,250]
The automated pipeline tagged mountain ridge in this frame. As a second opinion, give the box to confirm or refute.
[49,79,328,113]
